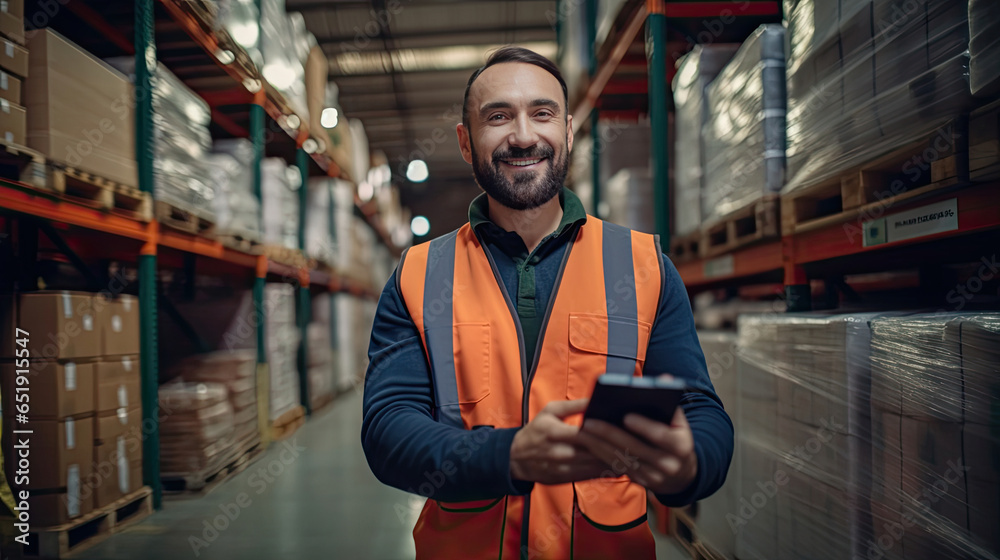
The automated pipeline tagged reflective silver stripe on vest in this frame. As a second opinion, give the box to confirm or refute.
[423,230,463,428]
[602,222,639,375]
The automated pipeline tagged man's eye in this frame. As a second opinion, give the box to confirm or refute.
[489,114,507,121]
[536,111,553,118]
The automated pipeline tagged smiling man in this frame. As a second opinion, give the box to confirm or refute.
[362,46,733,559]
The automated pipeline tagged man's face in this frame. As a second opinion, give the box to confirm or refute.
[458,62,574,210]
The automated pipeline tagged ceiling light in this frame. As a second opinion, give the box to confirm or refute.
[406,160,428,183]
[321,107,339,129]
[411,216,430,237]
[358,181,374,202]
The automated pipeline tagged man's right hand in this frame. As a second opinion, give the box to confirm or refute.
[509,399,609,485]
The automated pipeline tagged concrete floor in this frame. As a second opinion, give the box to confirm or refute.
[76,390,689,560]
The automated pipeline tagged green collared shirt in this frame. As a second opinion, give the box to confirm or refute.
[468,188,588,362]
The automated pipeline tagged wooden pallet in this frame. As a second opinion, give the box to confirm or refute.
[669,507,726,560]
[161,436,263,495]
[0,138,46,189]
[154,200,215,237]
[217,231,261,254]
[259,244,308,268]
[19,487,153,559]
[48,164,151,221]
[669,230,703,263]
[781,117,969,235]
[700,195,780,259]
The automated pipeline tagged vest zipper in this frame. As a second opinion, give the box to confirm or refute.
[475,226,580,560]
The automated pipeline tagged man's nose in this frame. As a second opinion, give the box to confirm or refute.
[508,116,540,148]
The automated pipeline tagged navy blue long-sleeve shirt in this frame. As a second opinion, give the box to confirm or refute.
[361,190,733,507]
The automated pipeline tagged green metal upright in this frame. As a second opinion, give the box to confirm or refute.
[646,4,671,246]
[296,149,311,415]
[135,0,161,510]
[590,110,601,217]
[250,98,269,440]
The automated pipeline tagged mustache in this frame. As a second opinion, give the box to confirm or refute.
[491,145,555,163]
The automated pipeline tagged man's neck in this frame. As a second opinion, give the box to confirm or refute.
[487,194,563,254]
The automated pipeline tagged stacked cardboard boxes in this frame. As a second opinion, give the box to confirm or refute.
[0,0,25,146]
[1,291,142,526]
[308,293,336,409]
[158,382,234,475]
[210,139,261,241]
[24,29,137,187]
[261,158,301,250]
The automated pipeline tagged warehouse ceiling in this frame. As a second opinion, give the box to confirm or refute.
[287,0,559,236]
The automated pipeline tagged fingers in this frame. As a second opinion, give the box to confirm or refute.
[623,409,694,458]
[543,398,589,418]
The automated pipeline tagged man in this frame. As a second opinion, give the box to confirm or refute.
[362,46,733,559]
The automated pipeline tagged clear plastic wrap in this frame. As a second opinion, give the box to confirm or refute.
[265,283,301,420]
[969,0,1000,97]
[260,0,310,118]
[305,177,335,264]
[213,0,262,68]
[701,25,786,226]
[105,57,216,220]
[606,167,655,233]
[727,311,1000,560]
[260,158,300,249]
[210,139,261,240]
[672,45,740,236]
[783,0,975,195]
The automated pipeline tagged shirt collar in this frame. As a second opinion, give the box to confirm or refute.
[468,187,588,241]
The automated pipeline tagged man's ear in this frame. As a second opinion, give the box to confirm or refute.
[566,113,574,154]
[457,123,474,164]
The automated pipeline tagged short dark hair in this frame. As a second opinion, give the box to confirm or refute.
[462,46,568,126]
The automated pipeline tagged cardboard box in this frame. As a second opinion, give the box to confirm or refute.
[92,408,142,508]
[961,317,1000,426]
[967,477,1000,555]
[900,416,968,530]
[0,38,26,78]
[0,96,24,143]
[1,292,100,360]
[0,2,22,46]
[32,486,95,527]
[95,295,139,356]
[94,356,140,415]
[25,28,137,187]
[0,68,20,104]
[4,416,93,490]
[0,361,94,419]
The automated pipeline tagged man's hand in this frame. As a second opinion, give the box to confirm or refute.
[510,399,609,485]
[577,406,698,495]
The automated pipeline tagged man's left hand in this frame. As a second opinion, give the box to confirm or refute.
[576,407,697,495]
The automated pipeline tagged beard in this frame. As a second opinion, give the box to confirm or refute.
[470,138,569,211]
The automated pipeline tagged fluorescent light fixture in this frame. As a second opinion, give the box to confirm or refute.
[285,114,301,130]
[263,62,296,89]
[229,22,259,48]
[406,160,429,182]
[411,216,431,237]
[330,42,557,76]
[215,49,235,65]
[321,107,339,129]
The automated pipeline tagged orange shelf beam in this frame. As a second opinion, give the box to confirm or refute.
[0,181,151,242]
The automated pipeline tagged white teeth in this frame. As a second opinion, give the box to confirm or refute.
[506,158,542,167]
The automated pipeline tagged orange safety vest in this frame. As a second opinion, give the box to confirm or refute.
[398,216,663,560]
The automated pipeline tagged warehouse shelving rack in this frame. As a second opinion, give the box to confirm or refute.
[571,0,1000,311]
[0,0,401,509]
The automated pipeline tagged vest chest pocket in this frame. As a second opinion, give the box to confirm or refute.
[451,323,491,404]
[566,314,652,400]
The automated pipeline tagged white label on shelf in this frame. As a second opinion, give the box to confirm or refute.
[1,2,8,14]
[62,292,72,318]
[3,131,10,143]
[5,42,12,58]
[112,314,123,333]
[704,255,735,279]
[118,384,128,409]
[874,198,959,245]
[1,98,8,113]
[117,407,128,424]
[123,298,132,312]
[83,313,94,331]
[863,218,887,248]
[67,465,81,517]
[65,418,75,450]
[122,356,132,371]
[0,73,7,90]
[118,436,129,493]
[65,362,76,391]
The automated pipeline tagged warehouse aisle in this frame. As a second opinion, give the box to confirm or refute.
[75,390,687,559]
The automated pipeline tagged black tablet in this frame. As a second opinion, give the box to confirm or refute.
[582,373,688,429]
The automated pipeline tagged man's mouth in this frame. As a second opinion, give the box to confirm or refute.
[500,157,546,168]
